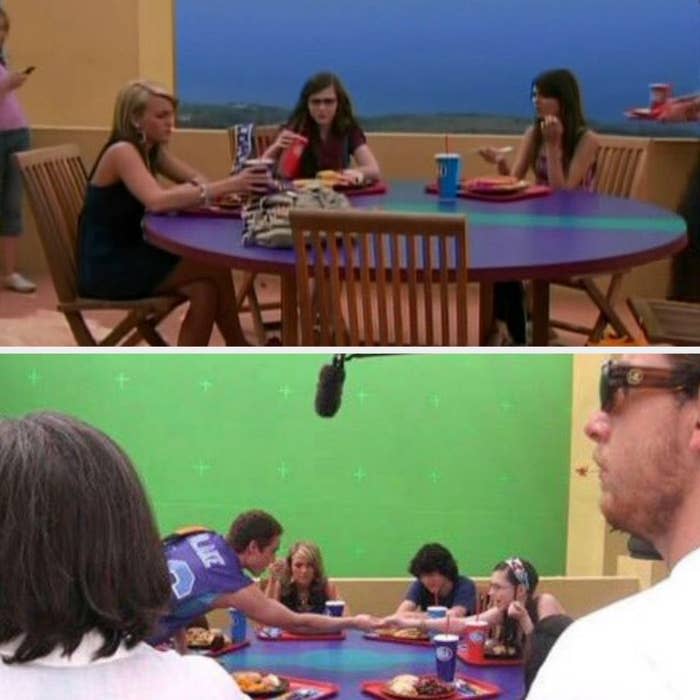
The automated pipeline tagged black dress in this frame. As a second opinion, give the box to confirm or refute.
[78,180,179,299]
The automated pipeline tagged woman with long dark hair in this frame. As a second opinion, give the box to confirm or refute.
[262,71,380,183]
[479,68,599,345]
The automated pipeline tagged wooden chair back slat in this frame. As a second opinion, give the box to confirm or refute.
[291,208,469,346]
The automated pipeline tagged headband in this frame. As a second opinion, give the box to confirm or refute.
[505,557,530,591]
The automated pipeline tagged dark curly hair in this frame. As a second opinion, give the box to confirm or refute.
[408,543,459,583]
[226,509,283,553]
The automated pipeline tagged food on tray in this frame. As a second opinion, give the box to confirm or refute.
[484,638,519,658]
[316,169,346,184]
[185,626,227,650]
[385,674,455,698]
[215,192,243,208]
[464,175,528,193]
[232,671,287,695]
[376,627,429,640]
[387,674,420,697]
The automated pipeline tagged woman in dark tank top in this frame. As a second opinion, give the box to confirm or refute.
[78,79,271,345]
[264,541,342,614]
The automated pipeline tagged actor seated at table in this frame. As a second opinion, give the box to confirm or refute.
[387,557,566,651]
[0,412,244,700]
[261,71,381,184]
[393,543,477,616]
[263,540,348,614]
[78,79,272,346]
[478,68,600,346]
[151,511,378,652]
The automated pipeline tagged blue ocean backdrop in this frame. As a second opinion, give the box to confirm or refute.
[176,0,699,128]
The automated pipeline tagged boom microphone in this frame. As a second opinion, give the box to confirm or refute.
[315,355,346,418]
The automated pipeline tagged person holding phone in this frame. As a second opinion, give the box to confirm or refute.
[78,79,272,345]
[0,7,36,293]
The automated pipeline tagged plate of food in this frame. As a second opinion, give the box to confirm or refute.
[376,627,430,641]
[463,176,529,194]
[383,675,456,700]
[483,640,521,660]
[214,193,243,209]
[232,671,290,697]
[185,626,229,651]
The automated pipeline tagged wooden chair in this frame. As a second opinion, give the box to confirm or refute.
[16,144,185,346]
[627,297,700,345]
[549,143,648,343]
[290,209,469,346]
[226,123,280,166]
[227,123,282,344]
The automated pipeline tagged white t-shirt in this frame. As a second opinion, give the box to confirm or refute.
[0,631,248,700]
[528,547,700,699]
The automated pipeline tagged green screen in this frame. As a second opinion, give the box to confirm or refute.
[0,353,572,577]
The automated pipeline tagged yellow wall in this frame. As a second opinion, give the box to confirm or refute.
[566,354,630,576]
[7,0,174,127]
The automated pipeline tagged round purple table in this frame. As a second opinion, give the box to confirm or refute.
[143,182,687,345]
[215,630,524,699]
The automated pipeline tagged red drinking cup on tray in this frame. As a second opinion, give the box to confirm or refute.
[278,134,309,179]
[463,620,489,663]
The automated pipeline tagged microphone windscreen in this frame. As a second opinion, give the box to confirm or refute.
[315,363,345,417]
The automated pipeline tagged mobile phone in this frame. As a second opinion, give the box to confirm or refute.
[23,66,36,75]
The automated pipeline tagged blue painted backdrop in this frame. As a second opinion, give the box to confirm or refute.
[176,0,699,125]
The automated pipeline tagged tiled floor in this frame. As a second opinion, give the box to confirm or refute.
[0,271,643,347]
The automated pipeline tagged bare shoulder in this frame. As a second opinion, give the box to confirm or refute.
[579,129,600,149]
[538,592,565,616]
[106,140,144,164]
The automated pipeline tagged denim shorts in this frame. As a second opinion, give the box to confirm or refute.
[0,127,31,236]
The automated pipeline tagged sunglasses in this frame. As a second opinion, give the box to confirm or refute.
[599,360,700,413]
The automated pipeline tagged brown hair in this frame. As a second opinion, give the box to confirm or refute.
[530,68,588,175]
[0,412,171,664]
[226,509,283,553]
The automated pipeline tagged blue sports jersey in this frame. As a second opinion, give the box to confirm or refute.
[150,530,253,644]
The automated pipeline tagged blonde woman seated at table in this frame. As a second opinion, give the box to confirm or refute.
[478,68,599,346]
[78,79,272,346]
[261,71,380,185]
[385,557,565,646]
[263,541,348,614]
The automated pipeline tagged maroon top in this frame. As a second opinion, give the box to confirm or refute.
[292,123,366,176]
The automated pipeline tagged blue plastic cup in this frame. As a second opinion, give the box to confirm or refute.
[433,633,459,683]
[228,608,247,643]
[427,605,448,639]
[325,600,345,617]
[435,153,461,201]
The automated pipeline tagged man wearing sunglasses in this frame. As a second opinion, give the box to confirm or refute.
[529,354,700,699]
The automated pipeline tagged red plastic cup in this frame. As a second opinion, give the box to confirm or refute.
[464,620,489,663]
[278,135,308,179]
[649,83,672,110]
